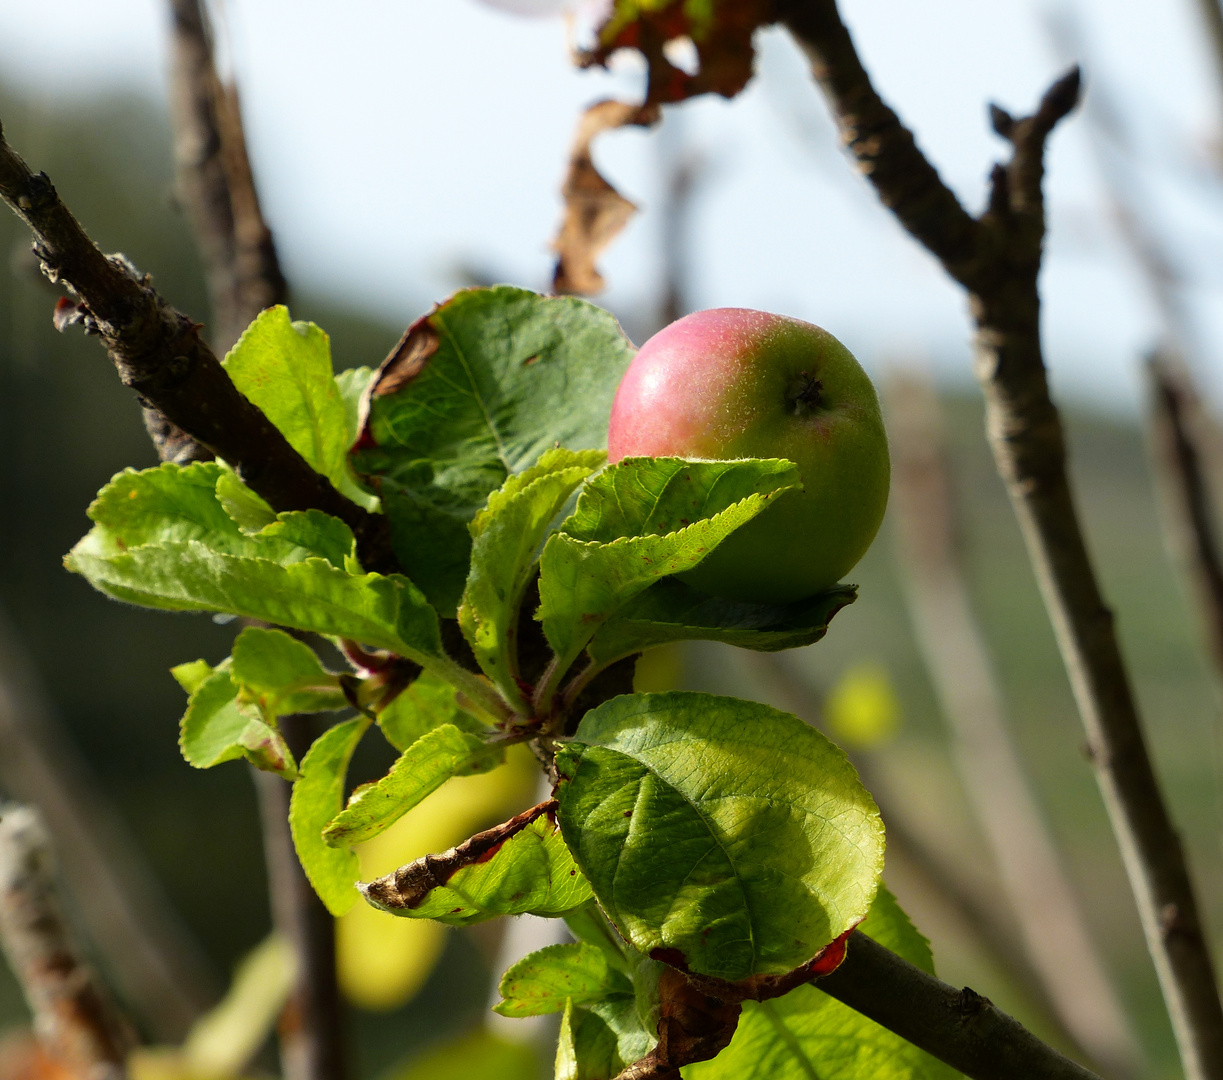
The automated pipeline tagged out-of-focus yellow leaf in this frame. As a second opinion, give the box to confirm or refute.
[631,645,684,694]
[825,662,901,749]
[338,744,539,1010]
[383,1027,538,1080]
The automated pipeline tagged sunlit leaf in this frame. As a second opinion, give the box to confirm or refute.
[555,692,883,981]
[538,458,801,680]
[322,724,502,847]
[375,670,489,752]
[171,662,296,778]
[361,810,591,925]
[289,716,371,915]
[459,447,604,702]
[230,626,346,718]
[495,941,631,1017]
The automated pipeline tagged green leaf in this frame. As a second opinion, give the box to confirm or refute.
[230,627,347,718]
[686,887,960,1080]
[557,998,656,1080]
[361,812,593,925]
[70,464,444,661]
[69,541,440,659]
[223,307,349,484]
[495,942,632,1017]
[216,471,278,534]
[321,724,501,847]
[335,366,375,446]
[352,287,634,613]
[376,671,489,752]
[459,448,605,703]
[538,458,802,686]
[173,663,297,778]
[587,579,857,665]
[555,692,884,981]
[289,716,371,916]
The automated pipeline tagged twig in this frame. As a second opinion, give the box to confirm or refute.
[167,0,287,352]
[253,716,345,1080]
[747,651,1086,1056]
[779,3,1223,1074]
[1194,0,1223,122]
[885,372,1141,1078]
[818,931,1102,1080]
[0,805,133,1080]
[0,126,392,573]
[0,601,218,1041]
[1146,355,1223,685]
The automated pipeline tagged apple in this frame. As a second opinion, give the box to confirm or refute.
[607,308,889,604]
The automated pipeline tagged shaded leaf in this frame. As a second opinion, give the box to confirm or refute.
[552,100,659,296]
[538,458,801,678]
[375,670,489,752]
[335,366,375,445]
[555,692,883,981]
[587,578,857,665]
[495,942,632,1017]
[289,716,372,916]
[322,724,502,847]
[459,447,605,703]
[352,287,634,614]
[686,887,961,1080]
[557,997,656,1080]
[361,806,592,925]
[171,662,297,778]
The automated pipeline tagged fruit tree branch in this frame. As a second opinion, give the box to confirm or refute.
[167,0,287,353]
[886,371,1141,1078]
[778,2,1223,1076]
[0,123,394,574]
[819,931,1102,1080]
[0,805,134,1080]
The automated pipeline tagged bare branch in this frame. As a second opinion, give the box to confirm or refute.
[819,931,1103,1080]
[0,125,393,573]
[886,371,1142,1078]
[1146,355,1223,685]
[0,805,134,1080]
[778,3,1223,1075]
[167,0,287,352]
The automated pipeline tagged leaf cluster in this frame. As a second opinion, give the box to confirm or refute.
[64,287,948,1078]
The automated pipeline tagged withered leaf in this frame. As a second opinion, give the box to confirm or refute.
[552,99,660,297]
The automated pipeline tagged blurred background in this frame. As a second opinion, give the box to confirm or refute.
[0,1,1222,1078]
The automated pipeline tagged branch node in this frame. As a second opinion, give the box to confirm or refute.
[989,104,1016,140]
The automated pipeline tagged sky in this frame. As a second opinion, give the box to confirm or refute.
[0,0,1221,412]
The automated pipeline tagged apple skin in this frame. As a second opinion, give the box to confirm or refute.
[607,308,889,604]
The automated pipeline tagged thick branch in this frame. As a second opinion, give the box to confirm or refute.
[0,805,133,1080]
[0,125,393,573]
[780,4,1223,1076]
[818,931,1101,1080]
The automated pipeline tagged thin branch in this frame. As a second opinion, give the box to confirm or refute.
[253,718,346,1080]
[885,371,1142,1078]
[0,124,393,573]
[0,603,219,1042]
[818,931,1102,1080]
[779,3,1223,1074]
[0,805,134,1080]
[167,0,287,353]
[1146,355,1223,687]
